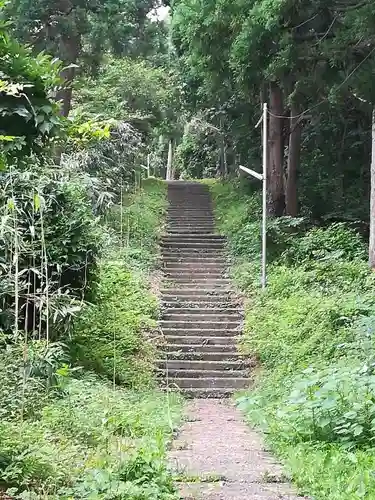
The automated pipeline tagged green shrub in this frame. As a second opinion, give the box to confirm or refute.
[0,377,182,498]
[282,222,367,264]
[72,263,157,387]
[209,179,375,499]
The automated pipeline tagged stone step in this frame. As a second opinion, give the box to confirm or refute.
[162,252,226,260]
[164,335,237,346]
[162,301,237,308]
[176,387,236,398]
[167,214,214,218]
[167,377,249,390]
[162,283,233,291]
[162,312,242,321]
[162,344,237,353]
[165,216,215,222]
[161,319,240,329]
[163,351,243,361]
[165,276,230,282]
[163,269,226,281]
[162,328,239,337]
[161,242,225,249]
[163,262,226,269]
[163,308,241,316]
[166,227,215,233]
[162,247,225,253]
[156,359,247,371]
[162,235,224,241]
[164,280,231,288]
[160,369,248,378]
[160,289,232,297]
[162,257,227,264]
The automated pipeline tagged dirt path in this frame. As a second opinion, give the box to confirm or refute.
[169,399,306,500]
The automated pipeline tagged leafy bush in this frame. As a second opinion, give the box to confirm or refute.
[282,222,367,264]
[72,263,157,387]
[209,179,375,499]
[0,376,182,499]
[0,167,103,339]
[0,18,62,161]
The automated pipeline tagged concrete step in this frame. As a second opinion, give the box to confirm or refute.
[160,288,232,296]
[160,369,248,378]
[166,219,215,224]
[163,351,243,362]
[164,336,237,346]
[162,301,237,309]
[167,377,249,389]
[176,387,237,398]
[162,312,242,321]
[163,308,241,316]
[164,280,231,288]
[162,235,224,241]
[162,283,233,291]
[162,328,239,337]
[166,228,215,233]
[162,344,237,353]
[164,272,226,279]
[161,242,225,249]
[163,270,227,278]
[162,296,235,303]
[162,254,225,260]
[163,262,226,270]
[156,359,247,371]
[162,258,227,265]
[161,320,240,329]
[162,248,225,254]
[165,276,230,282]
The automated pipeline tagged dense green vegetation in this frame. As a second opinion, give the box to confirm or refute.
[3,0,375,497]
[211,179,375,499]
[0,176,182,499]
[1,4,182,496]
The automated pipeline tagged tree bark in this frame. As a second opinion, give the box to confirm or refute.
[286,103,302,216]
[55,34,80,117]
[268,82,285,216]
[369,107,375,268]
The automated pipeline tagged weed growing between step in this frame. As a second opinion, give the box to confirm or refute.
[209,178,375,499]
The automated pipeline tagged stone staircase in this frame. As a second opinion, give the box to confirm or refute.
[157,181,249,398]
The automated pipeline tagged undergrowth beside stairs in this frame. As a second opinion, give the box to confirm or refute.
[0,179,183,499]
[209,178,375,500]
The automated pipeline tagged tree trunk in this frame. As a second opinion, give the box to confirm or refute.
[268,82,285,216]
[369,107,375,268]
[55,34,80,117]
[286,103,302,216]
[166,140,173,180]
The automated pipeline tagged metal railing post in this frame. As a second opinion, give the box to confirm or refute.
[239,102,268,290]
[261,103,268,289]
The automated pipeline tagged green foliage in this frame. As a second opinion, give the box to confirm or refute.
[0,167,103,338]
[74,58,177,134]
[0,376,181,499]
[71,179,167,387]
[0,18,62,160]
[72,264,157,387]
[283,223,368,264]
[210,179,375,499]
[175,118,222,178]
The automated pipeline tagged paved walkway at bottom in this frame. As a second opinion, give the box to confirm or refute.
[169,399,307,500]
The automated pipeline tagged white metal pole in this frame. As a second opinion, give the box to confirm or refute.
[261,103,268,289]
